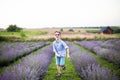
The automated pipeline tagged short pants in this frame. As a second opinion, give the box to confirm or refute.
[56,56,65,66]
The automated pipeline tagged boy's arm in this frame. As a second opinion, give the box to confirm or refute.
[61,41,70,58]
[53,43,59,56]
[66,48,70,58]
[54,52,61,57]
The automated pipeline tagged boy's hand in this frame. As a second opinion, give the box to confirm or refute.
[66,48,70,59]
[56,53,61,57]
[58,54,62,57]
[67,55,70,58]
[67,56,71,61]
[67,54,70,61]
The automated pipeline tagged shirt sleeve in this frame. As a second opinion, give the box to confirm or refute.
[61,41,69,49]
[53,42,57,53]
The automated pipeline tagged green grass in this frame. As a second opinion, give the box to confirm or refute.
[86,29,100,33]
[22,30,47,37]
[43,56,81,80]
[0,31,20,37]
[113,33,120,37]
[1,29,120,41]
[0,30,47,38]
[0,30,48,41]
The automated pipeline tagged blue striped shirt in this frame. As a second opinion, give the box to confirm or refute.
[53,39,68,57]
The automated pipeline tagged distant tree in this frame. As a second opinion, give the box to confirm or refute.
[114,29,120,33]
[60,28,63,32]
[68,28,74,32]
[6,24,22,32]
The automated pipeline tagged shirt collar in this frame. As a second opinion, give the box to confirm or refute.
[56,39,61,43]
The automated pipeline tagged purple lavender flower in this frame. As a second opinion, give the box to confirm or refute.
[74,39,120,67]
[0,45,54,80]
[74,40,103,50]
[0,42,50,67]
[66,41,119,80]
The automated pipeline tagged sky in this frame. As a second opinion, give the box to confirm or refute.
[0,0,120,29]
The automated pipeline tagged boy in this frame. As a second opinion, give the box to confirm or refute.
[53,31,70,77]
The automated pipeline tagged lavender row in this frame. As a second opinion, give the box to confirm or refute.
[74,39,120,67]
[100,39,120,51]
[75,39,120,51]
[93,46,120,66]
[74,40,103,50]
[66,41,119,80]
[0,41,50,67]
[0,45,54,80]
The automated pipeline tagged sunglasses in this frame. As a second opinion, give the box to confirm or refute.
[55,34,60,36]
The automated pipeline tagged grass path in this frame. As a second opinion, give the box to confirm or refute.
[43,56,81,80]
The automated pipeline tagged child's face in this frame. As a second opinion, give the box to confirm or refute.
[54,32,60,40]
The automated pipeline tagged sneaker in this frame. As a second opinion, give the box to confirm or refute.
[56,73,61,77]
[62,65,66,70]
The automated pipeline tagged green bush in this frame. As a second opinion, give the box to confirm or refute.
[68,28,74,32]
[6,24,22,32]
[111,27,120,33]
[20,31,26,38]
[114,29,120,33]
[60,28,63,32]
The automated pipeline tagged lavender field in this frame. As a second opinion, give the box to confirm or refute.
[0,42,50,67]
[66,41,119,80]
[0,44,54,80]
[0,40,120,80]
[74,39,120,67]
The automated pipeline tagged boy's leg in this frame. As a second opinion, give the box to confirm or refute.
[61,65,66,70]
[60,57,66,70]
[56,57,61,76]
[57,65,61,74]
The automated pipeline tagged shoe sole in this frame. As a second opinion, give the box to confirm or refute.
[56,73,61,77]
[62,66,66,70]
